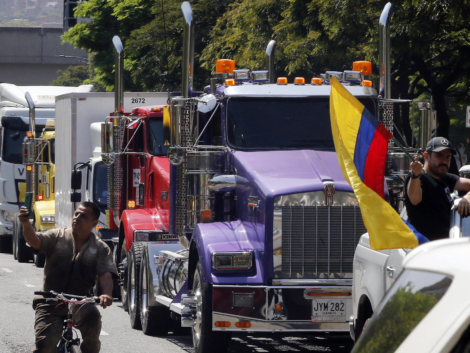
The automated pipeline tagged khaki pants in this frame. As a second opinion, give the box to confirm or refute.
[33,300,102,353]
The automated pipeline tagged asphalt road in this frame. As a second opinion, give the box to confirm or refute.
[0,253,354,352]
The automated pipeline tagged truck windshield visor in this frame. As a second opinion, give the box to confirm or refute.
[2,117,44,164]
[147,118,169,156]
[352,269,452,353]
[226,96,377,150]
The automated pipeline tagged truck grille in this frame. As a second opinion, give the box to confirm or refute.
[273,205,365,279]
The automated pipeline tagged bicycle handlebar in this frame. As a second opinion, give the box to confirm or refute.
[34,290,100,304]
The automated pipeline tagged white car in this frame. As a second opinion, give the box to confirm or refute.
[351,199,469,340]
[352,237,470,353]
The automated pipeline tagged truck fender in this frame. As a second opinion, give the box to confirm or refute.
[144,241,185,308]
[191,221,262,285]
[120,208,168,253]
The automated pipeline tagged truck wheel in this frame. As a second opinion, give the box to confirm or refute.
[192,262,231,353]
[16,218,33,263]
[120,242,129,311]
[34,253,45,268]
[0,235,12,254]
[12,219,17,260]
[139,249,170,336]
[128,242,143,329]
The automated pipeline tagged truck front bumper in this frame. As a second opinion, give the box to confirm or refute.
[210,285,352,332]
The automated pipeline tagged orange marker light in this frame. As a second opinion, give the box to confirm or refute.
[275,304,283,312]
[96,225,103,230]
[225,79,235,86]
[151,108,162,112]
[362,80,373,87]
[236,322,252,328]
[26,131,33,138]
[294,77,305,85]
[37,195,43,201]
[215,321,231,328]
[277,77,288,85]
[353,61,372,75]
[128,200,136,209]
[27,165,33,171]
[311,78,322,85]
[200,209,212,222]
[216,59,236,74]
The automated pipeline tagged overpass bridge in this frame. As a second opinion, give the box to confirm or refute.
[0,27,88,86]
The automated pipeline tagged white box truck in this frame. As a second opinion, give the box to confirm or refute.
[0,84,94,254]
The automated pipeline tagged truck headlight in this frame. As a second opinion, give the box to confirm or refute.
[212,251,253,270]
[40,215,55,224]
[3,210,14,223]
[134,231,149,241]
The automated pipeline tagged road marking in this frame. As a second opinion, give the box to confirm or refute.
[100,330,109,336]
[23,282,35,288]
[2,268,12,273]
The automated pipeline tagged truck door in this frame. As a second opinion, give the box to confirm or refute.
[384,248,406,291]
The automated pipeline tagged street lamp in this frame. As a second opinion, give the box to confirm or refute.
[55,55,89,64]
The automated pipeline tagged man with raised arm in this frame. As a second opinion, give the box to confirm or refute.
[405,137,470,241]
[19,201,118,353]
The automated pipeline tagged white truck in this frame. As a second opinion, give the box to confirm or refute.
[0,84,94,254]
[352,164,470,341]
[54,92,168,234]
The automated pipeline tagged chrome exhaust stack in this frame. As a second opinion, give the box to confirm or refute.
[265,40,276,84]
[379,2,393,99]
[113,36,124,115]
[181,1,194,98]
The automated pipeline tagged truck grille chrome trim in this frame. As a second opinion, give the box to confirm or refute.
[273,200,365,279]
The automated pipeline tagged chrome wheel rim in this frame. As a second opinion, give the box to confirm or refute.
[141,261,148,323]
[192,275,203,348]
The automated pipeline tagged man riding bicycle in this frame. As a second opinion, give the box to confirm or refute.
[19,201,118,353]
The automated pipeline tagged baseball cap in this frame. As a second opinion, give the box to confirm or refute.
[425,137,456,154]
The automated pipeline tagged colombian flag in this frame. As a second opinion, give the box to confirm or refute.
[329,77,425,250]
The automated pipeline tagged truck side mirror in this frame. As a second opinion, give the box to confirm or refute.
[70,192,81,203]
[71,170,82,190]
[101,122,113,153]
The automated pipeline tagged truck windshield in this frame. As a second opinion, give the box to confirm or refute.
[93,162,108,210]
[147,118,169,156]
[226,97,377,150]
[352,269,452,353]
[2,117,44,164]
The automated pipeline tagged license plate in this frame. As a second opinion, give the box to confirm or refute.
[311,299,346,322]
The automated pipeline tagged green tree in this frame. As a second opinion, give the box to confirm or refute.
[50,65,90,87]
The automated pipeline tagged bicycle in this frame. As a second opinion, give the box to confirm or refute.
[34,290,101,353]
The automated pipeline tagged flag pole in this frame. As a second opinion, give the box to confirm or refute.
[393,137,437,187]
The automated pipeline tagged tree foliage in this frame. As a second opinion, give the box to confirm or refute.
[50,65,90,87]
[63,0,470,142]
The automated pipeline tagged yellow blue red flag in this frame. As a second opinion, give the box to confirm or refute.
[329,77,420,250]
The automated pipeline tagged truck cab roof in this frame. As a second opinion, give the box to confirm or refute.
[222,83,377,98]
[131,105,165,118]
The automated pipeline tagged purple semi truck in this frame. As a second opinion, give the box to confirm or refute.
[108,2,379,352]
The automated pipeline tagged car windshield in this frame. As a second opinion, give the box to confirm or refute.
[353,269,452,353]
[226,96,377,150]
[2,117,44,164]
[147,118,169,156]
[93,162,108,210]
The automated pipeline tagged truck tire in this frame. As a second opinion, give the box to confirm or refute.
[128,242,144,329]
[0,235,12,254]
[139,249,170,336]
[354,299,373,341]
[192,262,231,353]
[34,253,45,268]
[15,218,33,263]
[120,242,129,311]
